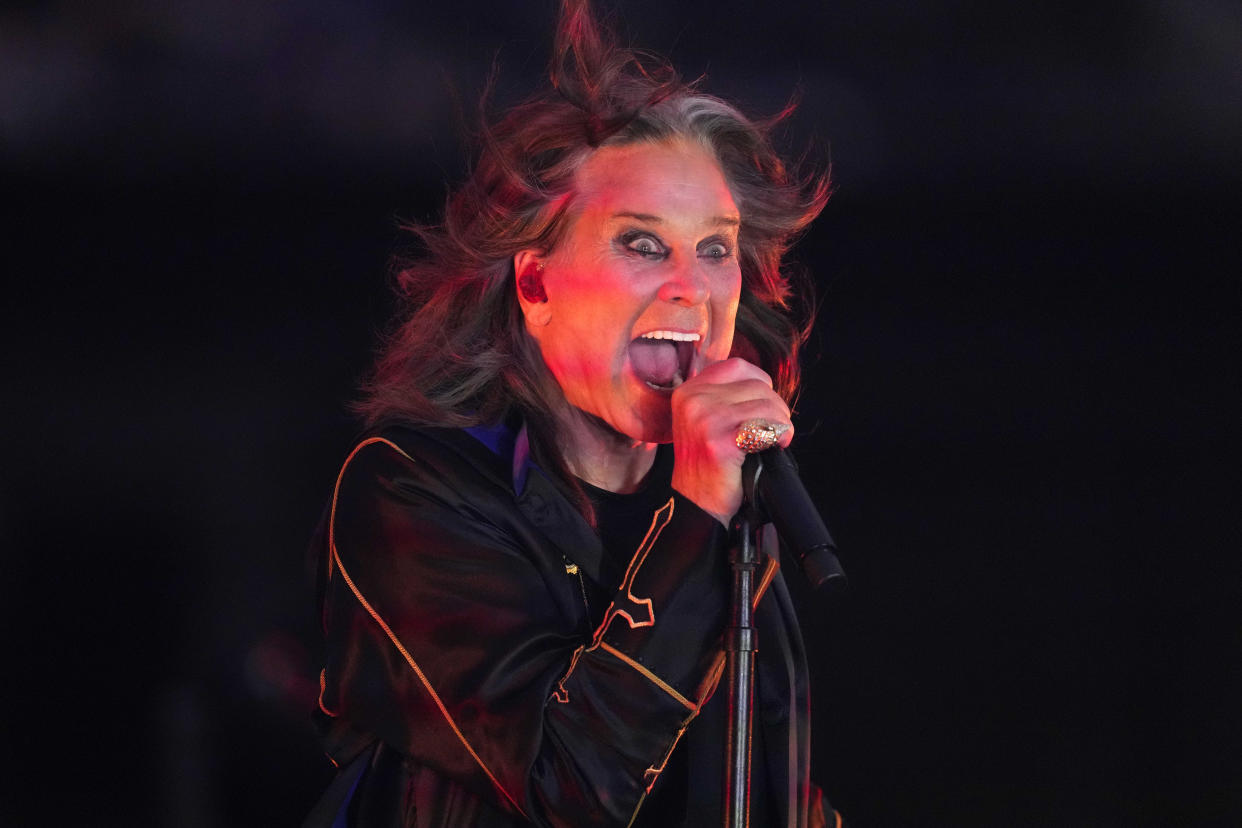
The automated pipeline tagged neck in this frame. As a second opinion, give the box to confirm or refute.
[557,409,658,494]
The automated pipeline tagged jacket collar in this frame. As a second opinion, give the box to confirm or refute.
[464,420,609,589]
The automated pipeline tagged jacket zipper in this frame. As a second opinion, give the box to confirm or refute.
[562,556,590,618]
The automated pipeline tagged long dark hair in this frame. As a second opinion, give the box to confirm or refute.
[355,0,830,499]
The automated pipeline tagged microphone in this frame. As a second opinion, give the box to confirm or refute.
[751,448,847,592]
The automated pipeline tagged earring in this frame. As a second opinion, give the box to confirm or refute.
[518,262,548,304]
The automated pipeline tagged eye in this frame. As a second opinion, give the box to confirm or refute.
[698,239,734,260]
[620,231,667,259]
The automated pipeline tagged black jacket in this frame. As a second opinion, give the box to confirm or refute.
[305,421,831,827]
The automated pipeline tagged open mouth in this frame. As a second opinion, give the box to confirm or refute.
[628,330,699,391]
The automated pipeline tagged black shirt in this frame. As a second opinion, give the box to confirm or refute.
[580,447,773,826]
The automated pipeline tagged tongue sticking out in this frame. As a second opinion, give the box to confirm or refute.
[628,338,683,388]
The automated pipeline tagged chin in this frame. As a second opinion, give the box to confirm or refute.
[632,395,674,444]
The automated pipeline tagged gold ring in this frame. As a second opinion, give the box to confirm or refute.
[735,419,789,453]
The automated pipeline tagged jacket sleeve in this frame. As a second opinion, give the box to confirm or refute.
[318,436,731,827]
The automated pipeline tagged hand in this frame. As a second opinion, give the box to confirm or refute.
[669,358,794,526]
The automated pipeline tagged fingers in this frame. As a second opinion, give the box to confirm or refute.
[692,356,777,388]
[668,357,794,525]
[677,359,792,442]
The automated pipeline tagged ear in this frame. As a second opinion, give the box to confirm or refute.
[514,250,551,328]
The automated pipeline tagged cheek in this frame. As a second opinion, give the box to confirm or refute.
[547,291,631,373]
[712,270,742,334]
[559,270,645,342]
[709,331,736,362]
[559,263,638,315]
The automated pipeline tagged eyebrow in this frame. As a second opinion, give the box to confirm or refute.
[611,211,741,228]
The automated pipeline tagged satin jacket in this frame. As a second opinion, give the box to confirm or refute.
[305,421,833,827]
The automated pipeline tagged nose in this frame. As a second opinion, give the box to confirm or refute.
[657,257,709,306]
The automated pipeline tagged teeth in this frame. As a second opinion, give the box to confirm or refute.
[644,374,684,391]
[640,331,700,342]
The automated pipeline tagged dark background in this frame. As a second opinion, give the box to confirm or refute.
[2,1,1237,825]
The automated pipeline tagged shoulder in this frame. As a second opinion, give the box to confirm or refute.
[334,424,511,503]
[327,423,527,556]
[323,423,575,610]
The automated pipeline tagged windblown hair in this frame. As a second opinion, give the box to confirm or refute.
[356,0,829,492]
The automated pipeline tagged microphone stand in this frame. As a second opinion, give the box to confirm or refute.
[723,451,847,827]
[723,454,764,828]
